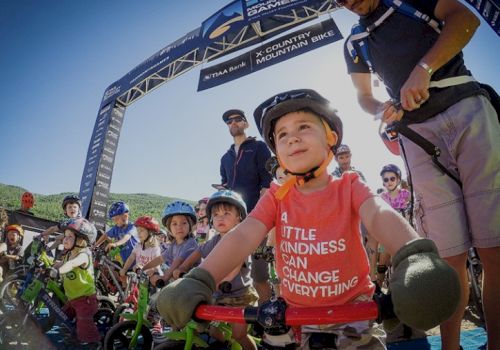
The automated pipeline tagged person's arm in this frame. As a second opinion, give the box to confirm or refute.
[220,265,241,283]
[95,232,109,247]
[200,217,268,283]
[399,0,480,111]
[142,255,164,271]
[359,196,418,255]
[174,250,202,279]
[120,252,136,276]
[162,256,185,282]
[220,158,228,188]
[350,72,404,124]
[106,233,131,251]
[266,228,276,247]
[40,225,59,238]
[58,253,89,274]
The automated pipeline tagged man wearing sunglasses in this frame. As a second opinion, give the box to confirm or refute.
[340,0,500,349]
[331,144,366,182]
[220,109,273,303]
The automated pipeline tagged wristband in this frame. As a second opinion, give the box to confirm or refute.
[418,61,433,76]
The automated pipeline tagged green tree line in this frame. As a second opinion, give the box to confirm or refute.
[0,183,194,224]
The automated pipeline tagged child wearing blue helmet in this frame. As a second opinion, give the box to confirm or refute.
[142,201,199,286]
[95,201,138,265]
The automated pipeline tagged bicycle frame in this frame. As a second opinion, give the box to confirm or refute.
[117,271,152,348]
[95,249,127,301]
[17,269,75,335]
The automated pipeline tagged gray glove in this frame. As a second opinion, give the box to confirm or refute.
[390,238,460,330]
[156,267,215,328]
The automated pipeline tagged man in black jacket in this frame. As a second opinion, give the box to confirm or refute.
[220,109,273,302]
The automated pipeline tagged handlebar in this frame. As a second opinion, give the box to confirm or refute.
[252,246,275,263]
[194,298,380,334]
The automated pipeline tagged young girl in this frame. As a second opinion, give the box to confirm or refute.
[142,201,198,286]
[379,164,410,217]
[54,218,100,346]
[0,225,24,282]
[372,164,411,286]
[158,89,460,349]
[174,190,258,350]
[120,216,162,277]
[194,197,211,242]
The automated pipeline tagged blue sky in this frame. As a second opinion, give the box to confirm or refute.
[1,0,499,202]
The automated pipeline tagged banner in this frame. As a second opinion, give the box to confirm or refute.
[242,0,311,21]
[198,18,342,91]
[79,101,114,217]
[80,102,125,230]
[465,0,500,36]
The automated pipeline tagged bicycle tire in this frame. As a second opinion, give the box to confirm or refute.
[103,320,153,350]
[467,262,484,322]
[0,273,24,312]
[98,295,117,311]
[95,307,114,338]
[112,303,135,325]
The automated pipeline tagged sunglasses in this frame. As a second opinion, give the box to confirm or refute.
[383,176,397,183]
[225,116,245,125]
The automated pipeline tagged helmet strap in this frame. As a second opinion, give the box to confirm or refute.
[275,120,336,200]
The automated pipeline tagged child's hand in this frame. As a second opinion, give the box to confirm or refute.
[173,268,185,280]
[150,274,162,286]
[156,267,215,328]
[105,243,116,252]
[390,239,460,330]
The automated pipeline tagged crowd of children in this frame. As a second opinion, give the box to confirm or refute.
[0,89,469,350]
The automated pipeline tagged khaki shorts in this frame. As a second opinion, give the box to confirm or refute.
[263,320,386,350]
[215,286,259,307]
[400,95,500,257]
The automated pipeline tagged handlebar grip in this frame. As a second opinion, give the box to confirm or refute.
[155,279,166,288]
[219,281,232,293]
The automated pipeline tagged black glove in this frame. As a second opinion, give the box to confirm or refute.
[390,239,460,330]
[156,267,215,328]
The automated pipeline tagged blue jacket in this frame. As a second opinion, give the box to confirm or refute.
[220,137,272,212]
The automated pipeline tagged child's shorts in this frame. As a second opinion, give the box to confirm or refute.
[215,286,259,307]
[263,321,386,350]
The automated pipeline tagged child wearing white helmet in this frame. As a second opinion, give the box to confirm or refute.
[157,89,460,349]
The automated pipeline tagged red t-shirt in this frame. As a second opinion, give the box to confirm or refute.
[250,172,375,307]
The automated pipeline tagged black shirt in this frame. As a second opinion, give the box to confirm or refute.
[344,0,484,124]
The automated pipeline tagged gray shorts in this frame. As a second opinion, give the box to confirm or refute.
[400,95,500,257]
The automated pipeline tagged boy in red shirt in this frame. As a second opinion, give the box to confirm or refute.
[157,89,460,349]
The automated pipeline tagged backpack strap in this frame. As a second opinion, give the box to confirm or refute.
[347,0,442,73]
